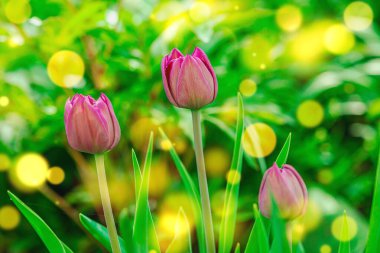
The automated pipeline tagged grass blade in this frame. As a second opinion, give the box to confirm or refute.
[270,197,290,253]
[132,133,160,252]
[338,211,351,253]
[7,191,71,253]
[119,209,136,253]
[218,93,245,253]
[275,133,291,168]
[366,148,380,253]
[234,243,241,253]
[79,214,127,253]
[166,208,192,253]
[244,204,269,253]
[159,128,206,253]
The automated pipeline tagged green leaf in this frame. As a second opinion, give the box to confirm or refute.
[366,148,380,253]
[166,208,192,253]
[293,242,305,253]
[7,191,72,253]
[270,197,290,253]
[244,204,269,253]
[234,243,241,253]
[119,209,136,253]
[275,133,292,168]
[79,214,127,253]
[159,128,206,253]
[338,211,351,253]
[218,93,245,253]
[133,133,160,253]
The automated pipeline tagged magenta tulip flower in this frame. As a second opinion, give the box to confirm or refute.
[259,163,308,220]
[161,47,218,110]
[64,93,120,154]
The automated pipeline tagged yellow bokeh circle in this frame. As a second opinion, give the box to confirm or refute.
[0,153,11,171]
[205,147,230,178]
[331,214,358,242]
[239,79,257,97]
[276,5,303,32]
[0,96,10,107]
[320,244,332,253]
[46,166,65,185]
[344,1,373,31]
[226,170,241,185]
[15,153,49,189]
[0,205,20,230]
[324,24,355,55]
[241,35,273,71]
[4,0,31,24]
[47,50,85,88]
[243,123,277,158]
[189,2,211,23]
[297,100,324,128]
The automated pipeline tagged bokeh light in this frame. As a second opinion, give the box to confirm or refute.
[276,5,303,32]
[0,96,10,107]
[320,244,332,253]
[297,100,324,128]
[46,166,65,185]
[317,169,333,184]
[149,159,171,198]
[4,0,31,24]
[239,79,257,97]
[241,35,273,71]
[226,170,241,185]
[0,205,21,230]
[15,153,49,189]
[324,24,355,55]
[189,2,211,23]
[47,50,85,88]
[0,153,11,171]
[243,123,277,158]
[205,147,230,178]
[289,20,332,64]
[287,222,305,243]
[331,214,358,241]
[344,1,373,31]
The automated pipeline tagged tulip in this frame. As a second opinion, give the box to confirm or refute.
[259,163,307,220]
[161,47,218,110]
[64,93,120,154]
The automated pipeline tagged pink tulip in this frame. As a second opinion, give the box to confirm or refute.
[161,47,218,110]
[259,163,308,220]
[64,93,120,154]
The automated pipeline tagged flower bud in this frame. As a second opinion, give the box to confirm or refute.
[161,47,218,110]
[64,93,120,154]
[259,163,307,220]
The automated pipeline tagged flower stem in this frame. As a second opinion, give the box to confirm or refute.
[191,110,216,253]
[94,154,122,253]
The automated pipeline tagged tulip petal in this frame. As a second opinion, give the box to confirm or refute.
[99,93,120,149]
[192,47,218,99]
[161,56,179,106]
[176,56,214,109]
[168,48,183,61]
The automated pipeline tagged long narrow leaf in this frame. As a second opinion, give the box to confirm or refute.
[338,211,351,253]
[244,204,269,253]
[234,243,241,253]
[218,93,245,253]
[79,214,127,253]
[366,148,380,253]
[159,128,206,253]
[119,209,136,253]
[270,197,290,253]
[8,191,72,253]
[133,133,160,252]
[275,133,291,168]
[131,148,160,252]
[166,208,192,253]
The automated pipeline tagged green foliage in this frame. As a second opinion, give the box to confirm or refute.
[132,133,160,253]
[8,191,73,253]
[366,148,380,253]
[218,93,245,253]
[166,208,192,253]
[338,211,351,253]
[275,133,292,168]
[270,198,290,253]
[79,214,127,253]
[245,205,270,253]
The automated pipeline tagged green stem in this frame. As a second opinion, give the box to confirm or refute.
[94,154,122,253]
[191,110,216,253]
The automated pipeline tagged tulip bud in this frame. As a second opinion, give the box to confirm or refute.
[259,163,307,220]
[64,93,120,154]
[161,47,218,110]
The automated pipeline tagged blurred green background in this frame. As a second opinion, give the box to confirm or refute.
[0,0,380,252]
